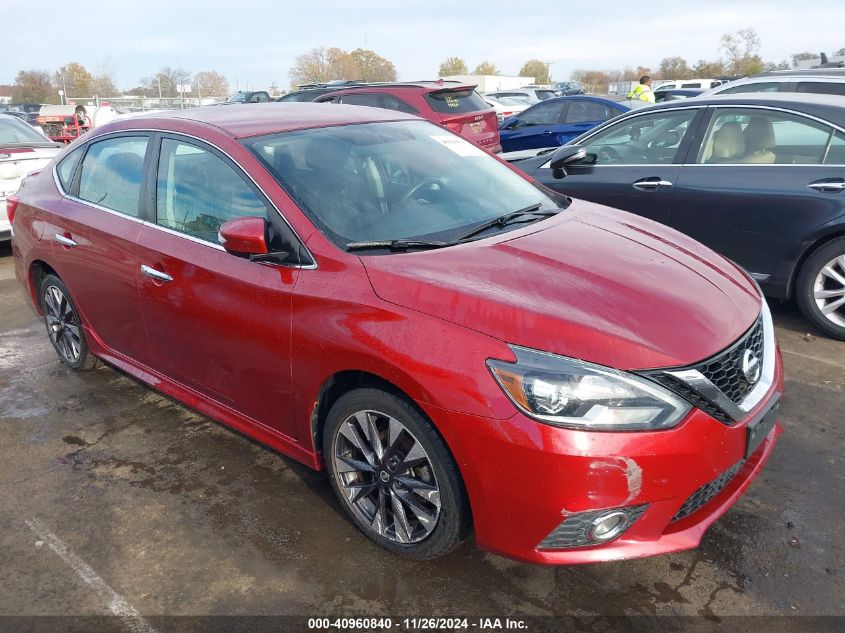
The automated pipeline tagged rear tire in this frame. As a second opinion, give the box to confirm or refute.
[323,388,470,559]
[796,237,845,341]
[39,274,100,370]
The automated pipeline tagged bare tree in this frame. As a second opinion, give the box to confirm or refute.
[790,51,818,67]
[720,28,763,75]
[438,57,468,76]
[289,47,357,86]
[194,70,229,97]
[141,67,192,98]
[92,58,120,97]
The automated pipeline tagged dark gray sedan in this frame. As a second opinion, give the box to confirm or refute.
[512,93,845,339]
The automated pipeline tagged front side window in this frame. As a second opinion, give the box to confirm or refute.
[156,138,267,242]
[695,108,836,165]
[78,136,148,216]
[580,109,699,165]
[517,100,566,126]
[244,120,560,248]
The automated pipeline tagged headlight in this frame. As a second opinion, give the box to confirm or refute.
[487,346,691,431]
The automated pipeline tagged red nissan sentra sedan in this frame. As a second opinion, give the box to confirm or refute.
[9,103,783,564]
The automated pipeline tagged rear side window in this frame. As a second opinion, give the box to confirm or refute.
[825,131,845,165]
[718,82,780,94]
[78,136,148,217]
[680,83,701,89]
[424,89,489,114]
[56,146,84,192]
[536,90,556,100]
[564,101,615,123]
[339,93,383,108]
[795,82,845,96]
[380,93,417,114]
[156,138,267,242]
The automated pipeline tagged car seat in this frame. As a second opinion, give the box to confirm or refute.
[740,117,776,164]
[707,122,746,163]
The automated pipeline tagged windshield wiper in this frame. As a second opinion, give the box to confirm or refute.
[346,239,456,252]
[454,203,556,243]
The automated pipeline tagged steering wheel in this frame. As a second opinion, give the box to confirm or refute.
[400,178,444,206]
[596,145,623,165]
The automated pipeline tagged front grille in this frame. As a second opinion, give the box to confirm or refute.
[698,318,764,404]
[672,459,745,521]
[538,504,648,549]
[641,316,764,424]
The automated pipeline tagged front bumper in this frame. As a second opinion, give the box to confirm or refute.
[422,349,784,565]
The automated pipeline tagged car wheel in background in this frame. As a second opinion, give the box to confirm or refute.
[39,274,100,370]
[323,388,470,559]
[796,237,845,341]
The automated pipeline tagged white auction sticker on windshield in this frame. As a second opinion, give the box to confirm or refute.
[430,135,486,157]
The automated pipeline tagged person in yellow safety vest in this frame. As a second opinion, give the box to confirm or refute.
[628,75,655,103]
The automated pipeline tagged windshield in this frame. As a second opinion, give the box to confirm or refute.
[244,120,560,249]
[0,116,51,144]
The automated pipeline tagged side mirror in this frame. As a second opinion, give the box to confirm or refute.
[219,216,270,256]
[549,144,587,170]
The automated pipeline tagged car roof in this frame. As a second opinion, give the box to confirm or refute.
[752,68,845,78]
[321,81,476,92]
[638,92,845,126]
[108,102,418,139]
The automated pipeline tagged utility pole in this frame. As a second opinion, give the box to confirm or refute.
[61,73,67,105]
[157,77,162,102]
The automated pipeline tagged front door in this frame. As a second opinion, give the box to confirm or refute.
[135,135,301,438]
[532,107,704,226]
[501,99,567,151]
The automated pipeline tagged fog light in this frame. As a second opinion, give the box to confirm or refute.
[587,511,629,542]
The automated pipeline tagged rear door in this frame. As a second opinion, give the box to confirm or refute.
[530,106,704,225]
[135,134,304,439]
[558,99,624,145]
[670,106,845,283]
[46,134,151,362]
[499,99,567,151]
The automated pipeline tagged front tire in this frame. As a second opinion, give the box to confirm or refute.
[39,274,99,370]
[796,237,845,341]
[323,388,470,559]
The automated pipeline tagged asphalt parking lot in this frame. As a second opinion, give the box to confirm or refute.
[0,241,843,624]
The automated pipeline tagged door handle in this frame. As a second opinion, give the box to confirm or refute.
[54,233,77,248]
[141,265,173,283]
[632,178,673,191]
[542,130,553,135]
[808,180,845,193]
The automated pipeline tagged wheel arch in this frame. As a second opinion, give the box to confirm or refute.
[28,259,61,315]
[788,225,845,299]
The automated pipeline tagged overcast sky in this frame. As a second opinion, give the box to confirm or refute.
[4,0,841,90]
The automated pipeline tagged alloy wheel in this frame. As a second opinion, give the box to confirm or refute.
[331,409,442,544]
[43,285,82,363]
[813,255,845,328]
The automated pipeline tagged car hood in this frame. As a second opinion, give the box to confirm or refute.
[360,201,762,370]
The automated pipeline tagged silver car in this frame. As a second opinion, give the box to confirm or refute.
[0,114,62,241]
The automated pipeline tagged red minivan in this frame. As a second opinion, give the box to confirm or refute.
[314,81,501,153]
[10,103,782,564]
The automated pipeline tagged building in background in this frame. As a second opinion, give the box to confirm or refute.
[440,75,534,93]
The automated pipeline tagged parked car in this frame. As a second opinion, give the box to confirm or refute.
[655,89,703,102]
[655,78,723,92]
[223,91,272,104]
[484,95,532,123]
[553,81,585,96]
[511,93,845,339]
[314,82,500,152]
[0,114,61,241]
[703,69,845,96]
[485,87,557,102]
[11,102,782,564]
[498,95,646,152]
[277,87,343,102]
